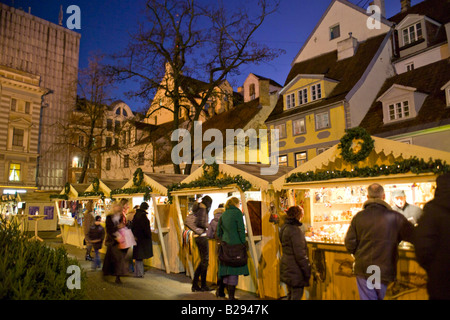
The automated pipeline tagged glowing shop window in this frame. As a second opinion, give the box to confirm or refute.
[9,163,21,181]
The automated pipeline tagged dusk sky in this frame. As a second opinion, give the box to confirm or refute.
[2,0,422,111]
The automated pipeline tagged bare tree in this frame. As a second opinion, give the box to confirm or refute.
[108,0,284,174]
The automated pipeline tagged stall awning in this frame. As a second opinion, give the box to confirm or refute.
[81,179,128,199]
[118,171,187,196]
[273,135,450,191]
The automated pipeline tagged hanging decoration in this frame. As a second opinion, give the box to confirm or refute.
[50,182,71,200]
[338,127,374,164]
[133,168,144,187]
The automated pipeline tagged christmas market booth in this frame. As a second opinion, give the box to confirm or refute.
[18,190,59,232]
[272,128,450,300]
[168,162,293,298]
[51,182,90,248]
[109,168,187,274]
[76,178,128,254]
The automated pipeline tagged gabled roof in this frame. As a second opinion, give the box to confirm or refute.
[389,0,450,25]
[266,33,388,122]
[359,58,450,136]
[249,73,283,88]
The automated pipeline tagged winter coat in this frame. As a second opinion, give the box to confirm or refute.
[83,211,95,237]
[392,203,423,225]
[217,205,249,277]
[88,224,105,250]
[345,198,414,284]
[131,208,153,260]
[279,217,311,288]
[207,208,225,239]
[192,202,209,235]
[414,173,450,300]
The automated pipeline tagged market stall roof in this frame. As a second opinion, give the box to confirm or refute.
[59,183,91,199]
[120,172,188,196]
[19,191,55,203]
[180,162,294,193]
[272,135,450,191]
[81,179,128,198]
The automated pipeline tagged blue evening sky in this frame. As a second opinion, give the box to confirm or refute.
[2,0,422,111]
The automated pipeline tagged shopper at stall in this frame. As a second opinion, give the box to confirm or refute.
[131,202,153,278]
[391,189,423,226]
[279,205,311,300]
[83,201,95,261]
[345,183,414,300]
[191,195,213,292]
[207,203,226,298]
[88,215,105,270]
[102,203,127,284]
[414,173,450,300]
[217,197,249,300]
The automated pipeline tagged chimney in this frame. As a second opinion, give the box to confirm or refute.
[258,79,270,107]
[337,33,358,61]
[373,0,386,19]
[400,0,411,13]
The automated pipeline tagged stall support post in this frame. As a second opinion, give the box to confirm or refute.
[174,195,194,279]
[54,200,62,239]
[239,190,262,298]
[151,195,170,274]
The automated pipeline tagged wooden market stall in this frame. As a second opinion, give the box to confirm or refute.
[52,182,90,248]
[110,169,187,274]
[272,131,450,300]
[170,162,292,298]
[19,191,58,232]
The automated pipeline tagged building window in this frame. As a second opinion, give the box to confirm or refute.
[122,109,128,117]
[25,102,31,114]
[295,152,307,167]
[105,137,112,148]
[114,120,121,132]
[406,62,414,72]
[106,158,111,171]
[292,118,306,136]
[274,123,287,139]
[315,112,330,130]
[249,84,256,100]
[88,157,95,169]
[402,23,422,46]
[298,88,308,105]
[388,101,410,120]
[278,155,288,167]
[286,93,295,109]
[9,163,21,181]
[123,155,129,168]
[12,128,24,146]
[330,24,340,40]
[10,98,17,112]
[138,152,145,166]
[107,119,113,131]
[311,83,322,101]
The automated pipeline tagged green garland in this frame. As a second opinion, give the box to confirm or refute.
[338,127,374,164]
[92,177,100,193]
[110,186,153,202]
[50,182,71,200]
[167,162,252,204]
[286,157,449,183]
[133,168,144,187]
[64,182,71,195]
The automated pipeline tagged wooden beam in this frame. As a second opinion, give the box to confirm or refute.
[152,194,170,274]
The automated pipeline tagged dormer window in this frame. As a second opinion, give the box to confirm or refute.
[298,88,308,105]
[388,101,410,121]
[311,83,322,101]
[286,93,295,109]
[402,22,422,46]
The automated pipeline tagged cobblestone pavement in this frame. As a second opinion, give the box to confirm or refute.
[40,231,262,301]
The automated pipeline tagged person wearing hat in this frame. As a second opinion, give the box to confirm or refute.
[391,189,423,226]
[131,202,153,278]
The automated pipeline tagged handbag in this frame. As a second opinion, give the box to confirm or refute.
[115,227,136,249]
[218,241,248,267]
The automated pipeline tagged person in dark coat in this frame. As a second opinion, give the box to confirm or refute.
[102,203,127,284]
[414,173,450,300]
[207,204,225,297]
[345,183,414,300]
[88,215,105,270]
[217,197,249,300]
[279,205,311,300]
[131,202,153,278]
[191,195,213,292]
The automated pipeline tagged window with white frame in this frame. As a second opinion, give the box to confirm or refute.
[388,101,410,121]
[315,112,330,130]
[298,88,308,105]
[295,152,307,167]
[311,83,322,101]
[278,155,288,167]
[286,93,295,109]
[292,118,306,135]
[402,22,423,46]
[274,123,287,139]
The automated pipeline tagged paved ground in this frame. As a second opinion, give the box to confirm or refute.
[39,231,263,301]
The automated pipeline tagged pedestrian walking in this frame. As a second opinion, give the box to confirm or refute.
[88,215,105,270]
[279,206,311,300]
[191,195,213,292]
[83,200,95,261]
[207,204,226,298]
[103,203,128,284]
[217,197,249,300]
[344,183,414,300]
[414,173,450,300]
[131,202,153,278]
